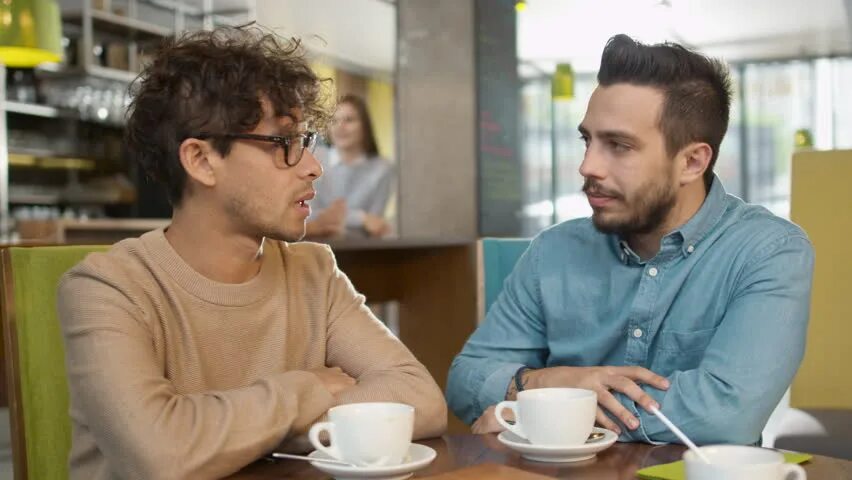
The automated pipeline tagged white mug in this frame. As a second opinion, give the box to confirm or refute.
[494,387,597,446]
[308,402,414,467]
[684,445,807,480]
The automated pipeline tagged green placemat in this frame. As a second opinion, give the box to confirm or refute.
[636,452,812,480]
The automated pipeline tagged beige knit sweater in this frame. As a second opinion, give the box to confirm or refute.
[57,229,447,480]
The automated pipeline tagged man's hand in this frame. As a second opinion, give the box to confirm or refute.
[471,405,515,434]
[306,199,347,238]
[319,199,347,236]
[363,213,390,237]
[310,366,356,396]
[523,366,670,434]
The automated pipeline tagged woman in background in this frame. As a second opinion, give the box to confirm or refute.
[306,95,395,238]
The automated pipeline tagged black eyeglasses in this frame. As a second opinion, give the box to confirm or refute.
[194,131,318,168]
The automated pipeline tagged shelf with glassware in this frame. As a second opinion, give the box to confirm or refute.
[6,105,134,231]
[54,0,255,84]
[5,100,67,118]
[1,0,255,242]
[62,7,173,39]
[12,0,256,125]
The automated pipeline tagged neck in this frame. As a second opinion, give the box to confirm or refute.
[626,181,707,260]
[337,146,364,164]
[165,199,265,284]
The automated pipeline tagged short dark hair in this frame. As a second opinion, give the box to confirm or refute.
[125,25,330,205]
[597,34,732,191]
[337,94,380,157]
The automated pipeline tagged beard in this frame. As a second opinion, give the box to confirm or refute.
[585,176,677,237]
[224,195,305,243]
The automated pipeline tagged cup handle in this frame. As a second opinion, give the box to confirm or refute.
[494,401,527,440]
[781,463,807,480]
[308,422,343,462]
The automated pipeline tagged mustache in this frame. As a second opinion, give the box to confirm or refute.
[582,179,622,199]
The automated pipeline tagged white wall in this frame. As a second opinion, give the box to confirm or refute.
[255,0,395,75]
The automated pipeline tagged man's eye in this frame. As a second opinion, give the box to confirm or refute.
[609,141,630,152]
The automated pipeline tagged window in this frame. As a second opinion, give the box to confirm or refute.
[520,57,850,235]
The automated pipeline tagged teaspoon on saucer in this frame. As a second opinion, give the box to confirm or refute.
[268,452,354,466]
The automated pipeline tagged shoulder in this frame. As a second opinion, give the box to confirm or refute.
[722,198,813,260]
[60,236,156,292]
[57,236,161,325]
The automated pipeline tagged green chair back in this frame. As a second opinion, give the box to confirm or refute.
[477,238,532,322]
[1,245,107,480]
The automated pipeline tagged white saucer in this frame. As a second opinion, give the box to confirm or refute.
[307,443,437,480]
[497,427,618,463]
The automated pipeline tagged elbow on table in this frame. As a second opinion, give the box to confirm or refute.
[445,358,479,426]
[119,437,243,480]
[413,384,449,439]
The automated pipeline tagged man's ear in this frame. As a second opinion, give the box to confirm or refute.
[178,138,218,188]
[678,142,712,186]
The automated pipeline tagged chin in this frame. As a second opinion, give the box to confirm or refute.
[265,226,305,243]
[591,213,627,235]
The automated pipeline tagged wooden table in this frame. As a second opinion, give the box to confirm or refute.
[228,434,852,479]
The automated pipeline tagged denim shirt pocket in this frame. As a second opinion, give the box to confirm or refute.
[652,326,719,375]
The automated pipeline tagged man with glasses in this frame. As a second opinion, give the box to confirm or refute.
[57,26,446,480]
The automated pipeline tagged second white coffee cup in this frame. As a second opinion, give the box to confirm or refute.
[494,387,597,446]
[684,445,807,480]
[308,402,414,467]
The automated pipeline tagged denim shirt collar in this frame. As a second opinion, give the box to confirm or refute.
[612,175,728,265]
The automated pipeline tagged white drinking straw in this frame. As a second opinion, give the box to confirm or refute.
[649,405,711,464]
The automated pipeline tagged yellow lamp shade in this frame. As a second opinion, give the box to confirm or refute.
[551,63,574,100]
[0,0,63,67]
[794,128,813,149]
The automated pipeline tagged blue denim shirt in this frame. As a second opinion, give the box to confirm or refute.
[447,178,815,445]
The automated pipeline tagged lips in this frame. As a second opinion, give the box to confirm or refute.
[295,190,316,205]
[583,185,620,208]
[586,193,616,208]
[582,178,621,208]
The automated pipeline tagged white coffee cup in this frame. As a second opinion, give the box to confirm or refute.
[494,387,597,446]
[684,445,807,480]
[308,402,414,467]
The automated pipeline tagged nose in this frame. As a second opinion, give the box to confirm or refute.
[299,148,323,179]
[578,143,605,180]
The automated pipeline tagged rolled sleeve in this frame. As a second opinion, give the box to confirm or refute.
[479,363,526,416]
[447,239,548,425]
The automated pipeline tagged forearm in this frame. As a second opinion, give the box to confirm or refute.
[335,365,447,439]
[616,368,787,445]
[63,315,333,478]
[74,368,334,479]
[324,255,451,439]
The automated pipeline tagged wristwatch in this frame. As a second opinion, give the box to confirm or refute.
[514,366,531,394]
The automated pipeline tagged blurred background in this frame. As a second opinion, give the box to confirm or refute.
[2,0,851,242]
